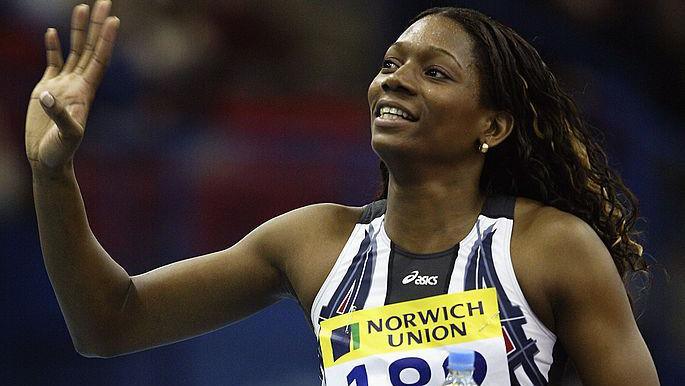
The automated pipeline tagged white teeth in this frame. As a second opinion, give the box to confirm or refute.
[379,106,412,120]
[380,113,402,120]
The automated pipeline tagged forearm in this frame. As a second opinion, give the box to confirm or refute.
[32,163,131,355]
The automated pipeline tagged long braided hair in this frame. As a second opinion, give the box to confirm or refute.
[376,7,650,310]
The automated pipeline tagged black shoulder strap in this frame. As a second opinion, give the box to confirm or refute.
[481,195,516,220]
[358,199,387,224]
[359,196,512,223]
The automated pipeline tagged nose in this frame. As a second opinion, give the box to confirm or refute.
[380,64,417,95]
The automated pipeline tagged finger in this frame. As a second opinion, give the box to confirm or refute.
[42,28,64,80]
[83,16,120,87]
[62,4,90,74]
[39,91,84,143]
[75,0,112,74]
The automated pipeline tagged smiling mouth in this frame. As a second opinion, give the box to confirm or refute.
[374,105,418,121]
[379,114,408,121]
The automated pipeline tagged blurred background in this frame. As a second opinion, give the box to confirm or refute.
[1,0,683,385]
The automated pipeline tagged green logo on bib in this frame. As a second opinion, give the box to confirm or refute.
[329,322,361,362]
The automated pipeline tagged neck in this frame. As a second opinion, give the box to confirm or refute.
[383,161,485,254]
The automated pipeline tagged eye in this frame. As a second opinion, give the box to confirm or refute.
[381,59,399,71]
[425,67,449,79]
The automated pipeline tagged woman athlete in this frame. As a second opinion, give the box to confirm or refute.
[27,1,659,385]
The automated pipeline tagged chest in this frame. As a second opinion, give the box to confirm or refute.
[289,217,554,338]
[303,215,560,386]
[309,215,513,319]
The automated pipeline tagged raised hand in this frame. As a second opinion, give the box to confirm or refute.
[25,0,119,172]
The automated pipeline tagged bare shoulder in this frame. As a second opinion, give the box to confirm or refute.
[252,202,364,314]
[513,199,658,385]
[513,196,613,272]
[510,197,618,334]
[254,202,364,258]
[514,197,594,237]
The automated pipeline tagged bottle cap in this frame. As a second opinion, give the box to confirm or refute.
[448,349,475,371]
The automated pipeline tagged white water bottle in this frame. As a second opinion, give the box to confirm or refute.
[442,349,478,386]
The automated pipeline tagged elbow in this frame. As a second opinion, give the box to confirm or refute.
[73,341,111,358]
[69,281,138,359]
[75,347,109,359]
[72,334,125,359]
[74,342,124,359]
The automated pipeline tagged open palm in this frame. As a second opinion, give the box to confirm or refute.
[26,0,119,171]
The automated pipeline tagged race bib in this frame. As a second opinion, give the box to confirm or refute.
[318,288,509,386]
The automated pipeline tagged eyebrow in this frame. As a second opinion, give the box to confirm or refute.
[389,42,464,70]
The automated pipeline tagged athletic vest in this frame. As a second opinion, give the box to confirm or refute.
[309,195,565,386]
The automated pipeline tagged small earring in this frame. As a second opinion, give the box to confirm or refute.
[478,142,489,154]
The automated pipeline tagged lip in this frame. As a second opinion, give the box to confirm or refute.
[373,115,418,128]
[373,99,419,122]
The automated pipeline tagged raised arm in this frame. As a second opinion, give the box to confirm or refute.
[27,0,325,358]
[28,0,128,357]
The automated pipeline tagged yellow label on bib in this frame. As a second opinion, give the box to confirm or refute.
[319,288,501,368]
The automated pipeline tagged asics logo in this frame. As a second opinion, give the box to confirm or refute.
[401,270,439,286]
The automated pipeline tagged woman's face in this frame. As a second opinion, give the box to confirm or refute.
[368,15,493,166]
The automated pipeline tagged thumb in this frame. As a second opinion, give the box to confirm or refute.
[39,91,84,142]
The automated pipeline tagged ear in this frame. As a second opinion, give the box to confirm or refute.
[483,111,514,147]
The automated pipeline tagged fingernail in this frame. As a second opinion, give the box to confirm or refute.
[40,91,55,108]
